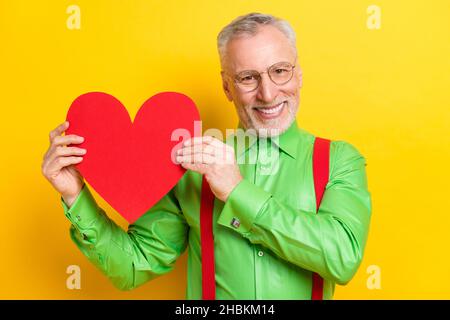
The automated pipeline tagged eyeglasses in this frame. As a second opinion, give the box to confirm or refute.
[225,61,296,93]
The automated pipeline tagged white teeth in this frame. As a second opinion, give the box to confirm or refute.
[258,103,284,114]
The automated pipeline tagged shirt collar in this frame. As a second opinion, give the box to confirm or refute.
[273,120,299,159]
[232,120,300,160]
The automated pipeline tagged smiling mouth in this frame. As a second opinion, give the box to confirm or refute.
[253,102,286,119]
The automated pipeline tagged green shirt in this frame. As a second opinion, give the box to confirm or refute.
[61,120,372,299]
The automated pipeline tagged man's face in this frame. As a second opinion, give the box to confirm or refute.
[221,25,302,136]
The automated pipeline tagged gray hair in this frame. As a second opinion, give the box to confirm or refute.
[217,13,297,67]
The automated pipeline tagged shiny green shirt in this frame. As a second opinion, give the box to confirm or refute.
[61,121,371,299]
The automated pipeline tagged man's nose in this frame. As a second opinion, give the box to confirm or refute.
[255,73,279,103]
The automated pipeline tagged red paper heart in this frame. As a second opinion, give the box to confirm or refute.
[66,92,200,223]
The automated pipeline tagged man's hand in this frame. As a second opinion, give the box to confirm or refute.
[41,121,86,207]
[176,136,242,202]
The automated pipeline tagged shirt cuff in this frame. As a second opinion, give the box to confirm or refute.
[217,179,272,235]
[61,184,101,230]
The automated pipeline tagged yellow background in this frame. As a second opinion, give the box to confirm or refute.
[1,0,449,299]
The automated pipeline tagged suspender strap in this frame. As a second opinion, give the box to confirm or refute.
[199,137,331,300]
[311,137,331,300]
[200,175,216,300]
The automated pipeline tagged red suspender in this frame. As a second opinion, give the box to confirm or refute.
[200,176,216,299]
[311,137,331,300]
[199,137,331,300]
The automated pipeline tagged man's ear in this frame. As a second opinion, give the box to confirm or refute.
[221,71,233,102]
[296,67,303,89]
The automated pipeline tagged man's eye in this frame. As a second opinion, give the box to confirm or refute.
[274,68,288,74]
[239,75,257,82]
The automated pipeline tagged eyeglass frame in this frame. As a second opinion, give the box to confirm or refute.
[223,59,298,93]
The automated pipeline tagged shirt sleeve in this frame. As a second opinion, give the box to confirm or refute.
[217,140,372,285]
[61,184,189,291]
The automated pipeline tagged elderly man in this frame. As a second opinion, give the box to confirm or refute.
[42,13,371,300]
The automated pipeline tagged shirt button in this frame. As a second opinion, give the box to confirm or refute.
[258,251,264,257]
[76,215,81,221]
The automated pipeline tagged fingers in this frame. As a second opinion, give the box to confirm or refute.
[179,162,208,175]
[177,144,216,157]
[42,121,87,184]
[49,121,69,142]
[48,120,84,149]
[179,136,232,155]
[52,134,84,147]
[58,146,87,156]
[46,145,86,162]
[183,136,230,149]
[186,136,234,152]
[43,121,86,173]
[49,156,83,173]
[42,154,83,178]
[176,136,236,167]
[176,153,216,165]
[44,134,85,161]
[183,135,214,147]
